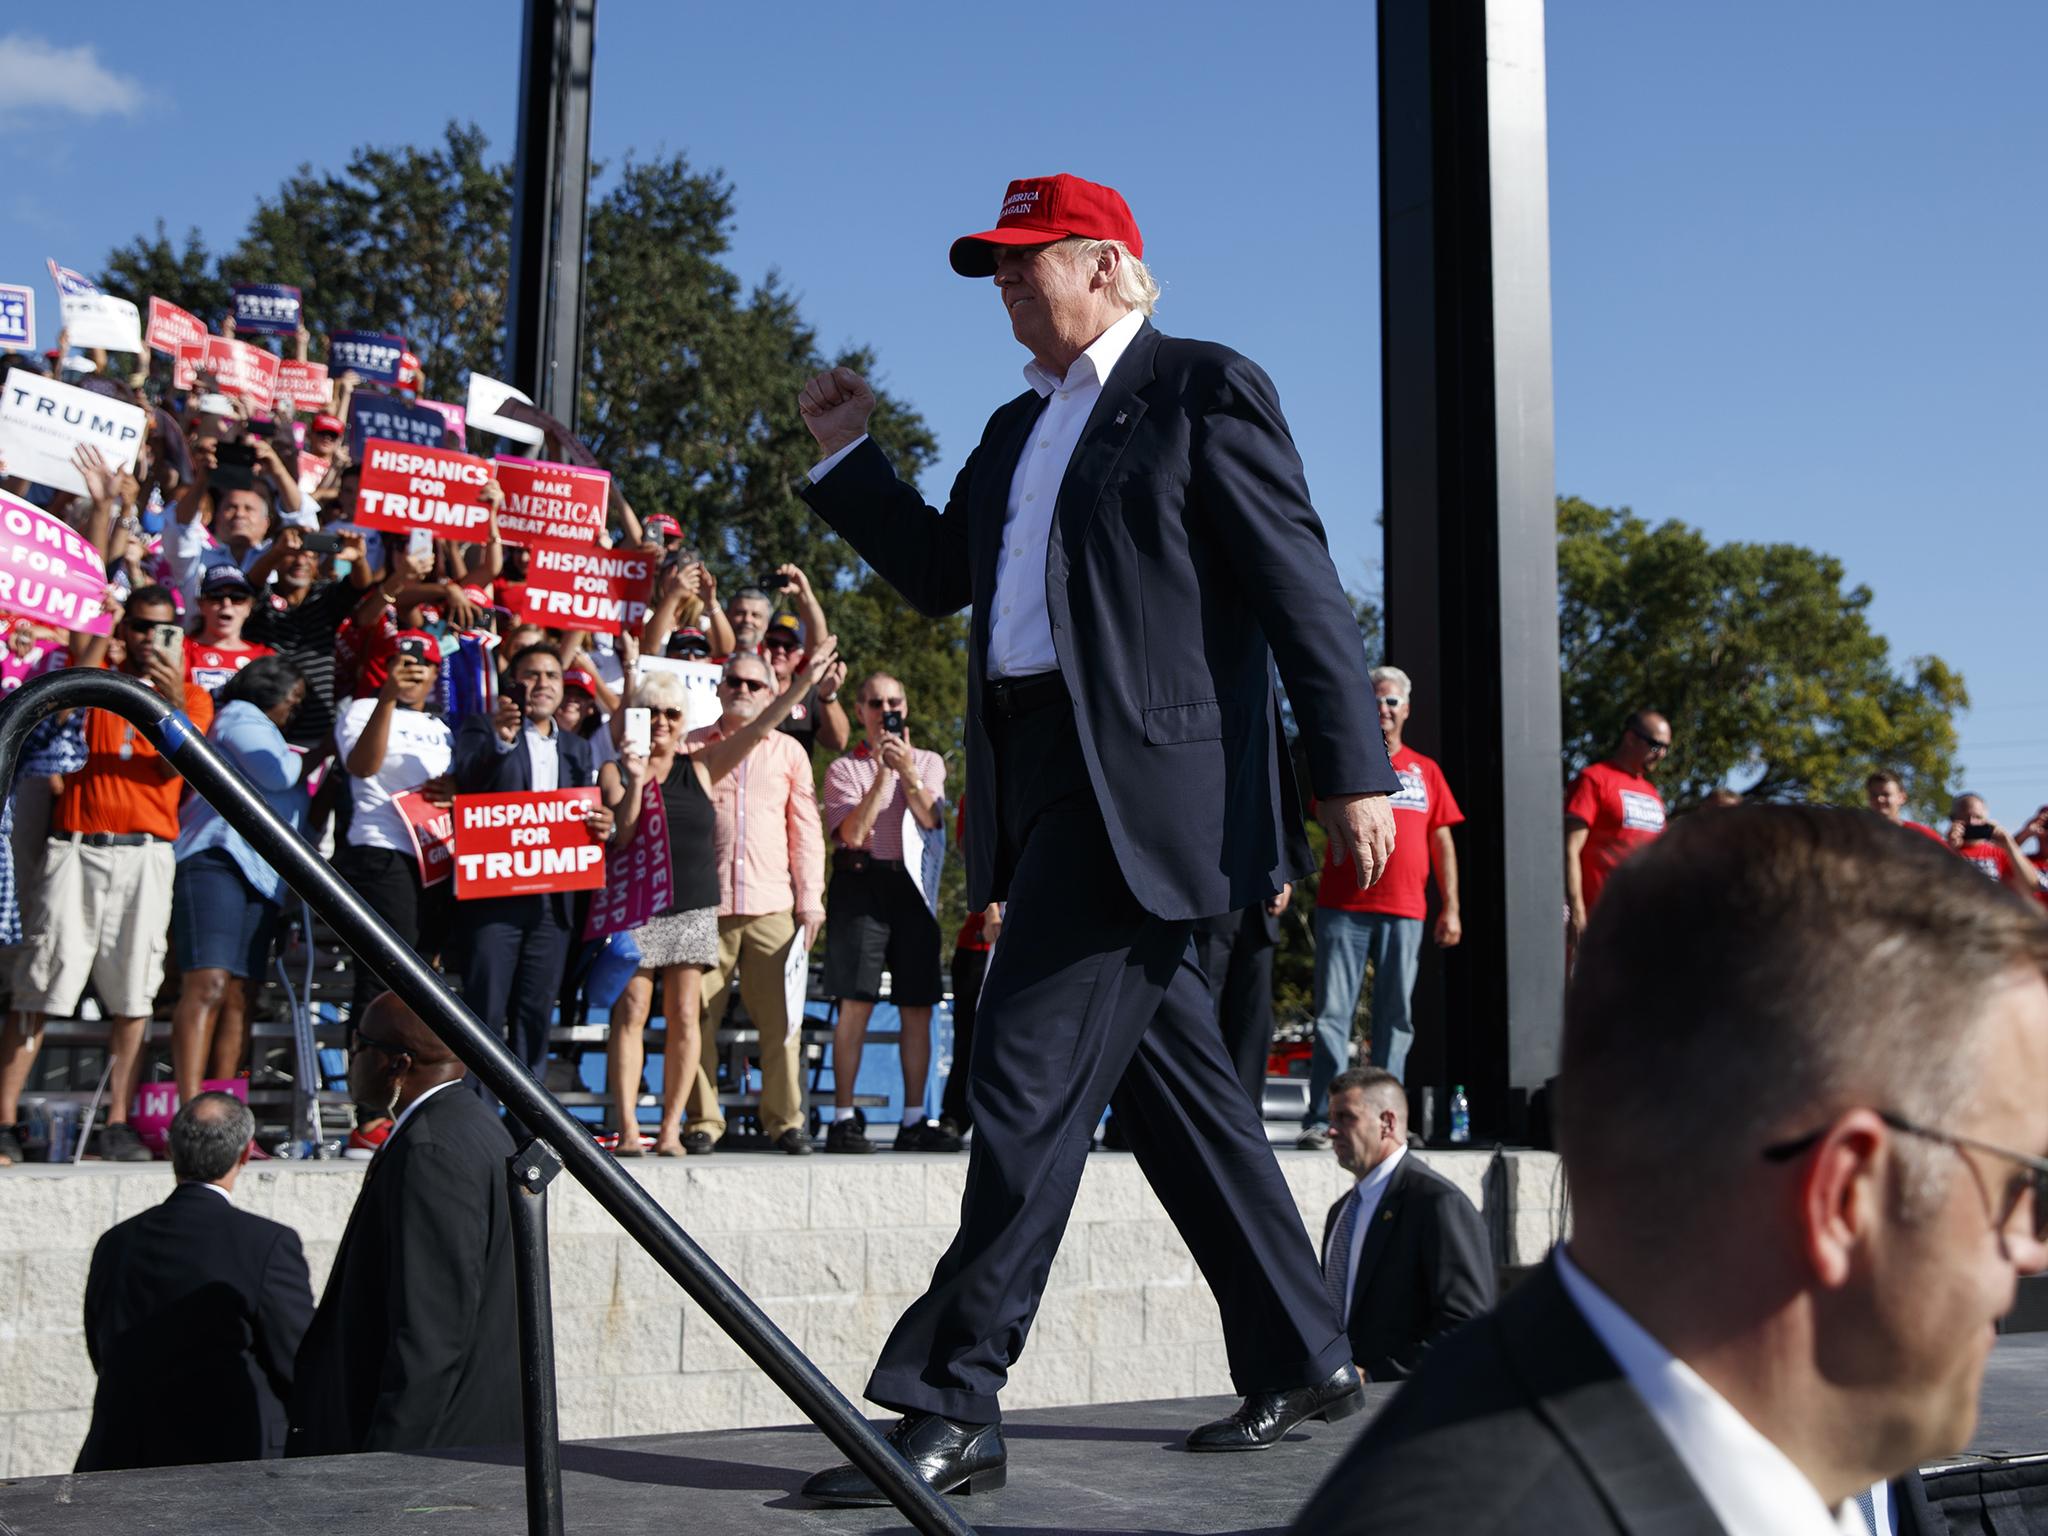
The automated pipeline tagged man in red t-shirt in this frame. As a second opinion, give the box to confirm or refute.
[1946,794,2041,901]
[1865,770,1946,844]
[1300,667,1463,1143]
[1565,710,1670,956]
[185,564,275,693]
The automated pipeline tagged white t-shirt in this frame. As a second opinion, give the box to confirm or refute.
[335,696,455,853]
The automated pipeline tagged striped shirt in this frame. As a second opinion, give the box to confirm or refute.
[822,741,947,862]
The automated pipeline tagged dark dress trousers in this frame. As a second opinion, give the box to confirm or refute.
[1191,902,1282,1106]
[288,1085,520,1456]
[450,715,596,1080]
[1322,1153,1496,1381]
[804,321,1399,1423]
[77,1182,314,1471]
[1291,1256,1727,1535]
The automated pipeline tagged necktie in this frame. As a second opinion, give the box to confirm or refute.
[1324,1189,1360,1321]
[1853,1484,1880,1536]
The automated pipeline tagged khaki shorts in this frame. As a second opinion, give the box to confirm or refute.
[14,837,175,1018]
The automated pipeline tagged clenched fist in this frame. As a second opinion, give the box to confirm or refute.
[797,367,877,458]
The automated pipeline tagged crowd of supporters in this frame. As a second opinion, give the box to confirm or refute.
[0,321,975,1166]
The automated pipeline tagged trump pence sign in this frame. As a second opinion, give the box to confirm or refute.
[452,788,605,899]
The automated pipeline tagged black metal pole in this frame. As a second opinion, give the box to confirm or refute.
[508,1139,566,1536]
[0,671,972,1536]
[506,0,595,431]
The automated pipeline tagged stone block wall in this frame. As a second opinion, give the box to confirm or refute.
[0,1147,1565,1475]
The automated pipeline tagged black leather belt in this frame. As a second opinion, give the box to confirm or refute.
[833,849,905,874]
[61,832,169,848]
[984,672,1067,720]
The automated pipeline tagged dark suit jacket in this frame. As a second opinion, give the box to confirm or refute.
[450,712,597,928]
[802,322,1398,920]
[1290,1258,1726,1535]
[77,1182,313,1472]
[287,1084,520,1456]
[1323,1152,1496,1382]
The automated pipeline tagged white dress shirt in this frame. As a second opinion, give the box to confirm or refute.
[491,720,561,791]
[1335,1144,1406,1329]
[1554,1245,1865,1536]
[809,307,1148,678]
[390,1078,463,1139]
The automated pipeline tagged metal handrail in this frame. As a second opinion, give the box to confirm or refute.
[0,669,971,1536]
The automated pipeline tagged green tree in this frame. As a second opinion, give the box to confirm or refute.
[101,222,230,328]
[1557,496,1965,816]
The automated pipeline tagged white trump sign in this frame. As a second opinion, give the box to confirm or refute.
[0,369,146,495]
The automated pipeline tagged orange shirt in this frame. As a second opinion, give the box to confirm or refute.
[55,669,215,841]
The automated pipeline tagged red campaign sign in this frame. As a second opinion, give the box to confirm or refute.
[274,360,330,413]
[173,339,204,392]
[202,336,281,410]
[491,455,610,550]
[394,787,455,888]
[452,788,605,900]
[354,437,496,543]
[146,298,206,356]
[518,545,654,630]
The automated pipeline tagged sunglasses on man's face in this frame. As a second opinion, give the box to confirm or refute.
[722,675,771,694]
[1376,695,1404,711]
[1629,725,1671,753]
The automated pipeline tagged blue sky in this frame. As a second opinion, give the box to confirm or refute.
[3,2,2043,821]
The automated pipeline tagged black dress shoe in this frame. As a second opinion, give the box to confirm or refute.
[800,1411,1007,1506]
[1184,1364,1365,1451]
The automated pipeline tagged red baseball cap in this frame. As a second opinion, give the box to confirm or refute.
[645,513,682,540]
[562,667,597,697]
[950,174,1143,277]
[311,414,344,436]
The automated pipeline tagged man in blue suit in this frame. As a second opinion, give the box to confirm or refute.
[451,642,610,1095]
[796,174,1400,1504]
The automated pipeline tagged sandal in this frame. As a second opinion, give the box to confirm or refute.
[615,1138,649,1158]
[654,1138,686,1158]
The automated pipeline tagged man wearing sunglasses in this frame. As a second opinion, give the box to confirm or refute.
[1565,709,1670,958]
[680,650,826,1155]
[289,992,518,1456]
[1296,805,2048,1534]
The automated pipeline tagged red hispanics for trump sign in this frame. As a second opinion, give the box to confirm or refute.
[517,545,653,630]
[355,438,497,543]
[491,455,610,550]
[452,788,605,900]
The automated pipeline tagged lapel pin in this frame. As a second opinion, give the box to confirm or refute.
[1381,1210,1393,1221]
[1114,411,1128,425]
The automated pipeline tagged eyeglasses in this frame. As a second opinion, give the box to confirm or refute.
[124,615,164,633]
[1628,725,1671,754]
[649,706,686,722]
[722,676,770,693]
[348,1028,406,1060]
[1375,695,1404,711]
[1764,1109,2048,1244]
[865,696,906,710]
[762,639,800,654]
[200,593,250,605]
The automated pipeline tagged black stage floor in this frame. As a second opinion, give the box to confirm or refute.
[6,1338,2048,1536]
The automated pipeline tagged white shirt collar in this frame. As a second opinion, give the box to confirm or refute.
[1021,308,1146,399]
[186,1180,233,1202]
[392,1078,464,1138]
[1554,1245,1865,1536]
[1353,1141,1406,1200]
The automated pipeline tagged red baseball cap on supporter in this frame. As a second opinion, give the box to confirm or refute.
[645,514,682,540]
[311,414,344,436]
[949,174,1144,277]
[562,668,597,698]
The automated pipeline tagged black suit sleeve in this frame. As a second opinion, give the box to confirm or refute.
[1368,1186,1498,1382]
[799,437,975,619]
[451,713,510,794]
[81,1231,111,1373]
[1189,354,1396,800]
[366,1144,494,1451]
[253,1226,316,1408]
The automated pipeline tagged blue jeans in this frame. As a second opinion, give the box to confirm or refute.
[1303,908,1425,1129]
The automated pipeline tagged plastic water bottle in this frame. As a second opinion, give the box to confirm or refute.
[1449,1085,1471,1144]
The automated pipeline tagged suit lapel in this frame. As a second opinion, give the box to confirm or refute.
[1052,323,1159,566]
[970,392,1048,673]
[1503,1262,1727,1536]
[1347,1156,1411,1313]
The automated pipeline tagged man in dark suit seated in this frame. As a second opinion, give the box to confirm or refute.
[1321,1067,1493,1381]
[450,642,610,1093]
[288,991,520,1456]
[1293,807,2048,1533]
[77,1093,313,1471]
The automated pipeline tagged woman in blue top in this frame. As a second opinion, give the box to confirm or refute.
[170,655,307,1102]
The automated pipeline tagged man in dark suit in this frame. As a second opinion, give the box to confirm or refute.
[288,991,521,1456]
[450,642,609,1089]
[1293,808,2048,1533]
[77,1093,313,1471]
[795,174,1400,1504]
[1321,1067,1493,1380]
